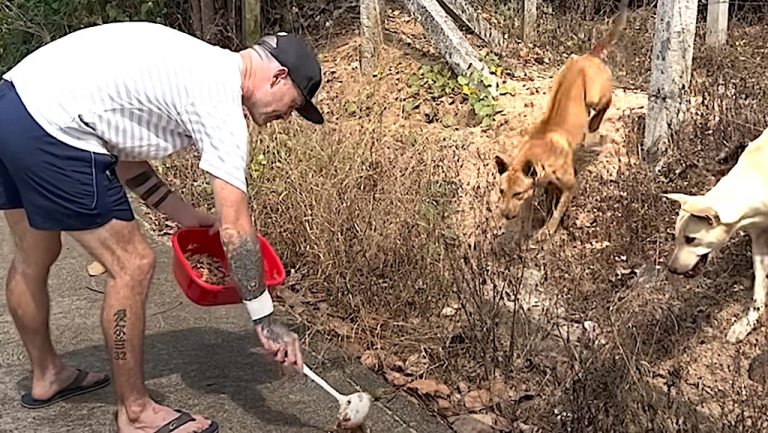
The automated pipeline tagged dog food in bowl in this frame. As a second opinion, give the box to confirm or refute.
[184,249,229,286]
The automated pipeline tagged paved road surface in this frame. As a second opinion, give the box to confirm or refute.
[0,212,451,433]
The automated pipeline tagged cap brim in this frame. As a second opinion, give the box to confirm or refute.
[296,100,324,125]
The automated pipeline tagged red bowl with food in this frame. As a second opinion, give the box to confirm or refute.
[171,227,286,306]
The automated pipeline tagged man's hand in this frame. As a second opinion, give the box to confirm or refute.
[253,316,304,372]
[182,209,219,233]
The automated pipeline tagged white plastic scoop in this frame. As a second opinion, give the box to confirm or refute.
[303,364,372,428]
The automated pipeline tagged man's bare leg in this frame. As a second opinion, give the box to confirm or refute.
[4,209,108,400]
[67,218,213,433]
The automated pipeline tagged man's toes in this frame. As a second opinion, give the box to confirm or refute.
[191,415,212,432]
[87,371,108,386]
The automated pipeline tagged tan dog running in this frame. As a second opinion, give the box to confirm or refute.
[664,127,768,344]
[494,0,628,240]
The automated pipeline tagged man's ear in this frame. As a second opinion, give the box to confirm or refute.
[271,68,289,86]
[495,155,509,175]
[522,160,537,179]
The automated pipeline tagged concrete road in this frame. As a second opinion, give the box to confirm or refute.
[0,215,451,433]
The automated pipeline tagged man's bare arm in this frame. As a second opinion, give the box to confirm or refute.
[210,173,302,370]
[210,175,271,322]
[115,160,202,226]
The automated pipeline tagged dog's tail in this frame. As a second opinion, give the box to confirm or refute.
[590,0,629,59]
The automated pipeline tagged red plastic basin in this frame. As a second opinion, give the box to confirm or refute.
[171,227,286,307]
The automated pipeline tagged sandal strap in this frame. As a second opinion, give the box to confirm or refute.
[154,411,195,433]
[64,369,89,390]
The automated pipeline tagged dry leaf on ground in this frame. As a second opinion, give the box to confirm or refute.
[384,355,405,372]
[384,370,411,387]
[406,379,451,397]
[463,389,494,411]
[360,351,381,371]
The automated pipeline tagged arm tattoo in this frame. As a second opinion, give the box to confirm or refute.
[124,169,173,210]
[221,229,269,322]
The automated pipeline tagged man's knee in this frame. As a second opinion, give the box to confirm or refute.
[125,243,156,284]
[5,210,63,271]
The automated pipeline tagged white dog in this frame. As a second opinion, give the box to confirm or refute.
[664,127,768,343]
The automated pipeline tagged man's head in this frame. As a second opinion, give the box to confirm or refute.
[241,33,323,126]
[663,192,739,278]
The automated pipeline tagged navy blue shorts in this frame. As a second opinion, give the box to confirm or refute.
[0,80,134,231]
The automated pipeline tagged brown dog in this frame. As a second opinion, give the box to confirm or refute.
[494,0,628,240]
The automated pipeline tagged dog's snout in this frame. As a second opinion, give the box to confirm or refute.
[666,260,680,274]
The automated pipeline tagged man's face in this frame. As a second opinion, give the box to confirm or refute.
[248,68,304,126]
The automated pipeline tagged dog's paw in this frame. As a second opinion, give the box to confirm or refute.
[726,317,755,343]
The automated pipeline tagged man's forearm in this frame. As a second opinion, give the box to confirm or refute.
[116,161,196,224]
[219,227,272,325]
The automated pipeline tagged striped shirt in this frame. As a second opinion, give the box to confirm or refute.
[1,21,249,192]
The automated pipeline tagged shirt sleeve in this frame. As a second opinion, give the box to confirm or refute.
[181,99,250,193]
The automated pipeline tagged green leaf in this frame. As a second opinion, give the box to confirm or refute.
[408,74,421,88]
[476,103,495,117]
[404,99,420,112]
[457,75,469,85]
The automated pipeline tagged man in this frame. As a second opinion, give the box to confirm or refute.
[0,21,323,433]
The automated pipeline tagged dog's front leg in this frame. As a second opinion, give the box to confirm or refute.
[726,230,768,343]
[533,187,573,242]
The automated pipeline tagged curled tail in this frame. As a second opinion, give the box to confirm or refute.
[590,0,629,59]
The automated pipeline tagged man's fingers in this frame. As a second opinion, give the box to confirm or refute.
[256,325,266,343]
[284,346,296,366]
[274,345,287,363]
[294,339,304,370]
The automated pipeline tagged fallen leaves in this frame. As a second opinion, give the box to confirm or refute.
[463,389,494,411]
[384,370,410,387]
[357,348,533,432]
[406,379,451,397]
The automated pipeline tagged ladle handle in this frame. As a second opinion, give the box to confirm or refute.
[303,364,345,402]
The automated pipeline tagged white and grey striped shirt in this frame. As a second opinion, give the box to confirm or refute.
[2,21,249,192]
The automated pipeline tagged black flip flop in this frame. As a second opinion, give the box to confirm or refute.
[20,368,111,409]
[155,410,219,433]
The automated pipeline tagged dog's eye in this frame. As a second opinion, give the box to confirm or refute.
[684,236,696,245]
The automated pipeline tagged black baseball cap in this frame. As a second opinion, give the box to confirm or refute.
[257,33,324,125]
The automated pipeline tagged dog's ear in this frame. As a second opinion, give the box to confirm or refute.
[494,155,509,175]
[692,206,720,227]
[522,160,538,179]
[661,193,692,205]
[664,193,721,226]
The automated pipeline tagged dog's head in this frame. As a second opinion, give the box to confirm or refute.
[663,192,739,278]
[494,154,538,220]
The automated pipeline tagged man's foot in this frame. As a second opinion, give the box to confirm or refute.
[118,400,218,433]
[21,365,110,409]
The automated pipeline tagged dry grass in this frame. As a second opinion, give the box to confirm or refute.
[136,3,768,432]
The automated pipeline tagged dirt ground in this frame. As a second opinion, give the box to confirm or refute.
[303,8,768,430]
[143,4,768,432]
